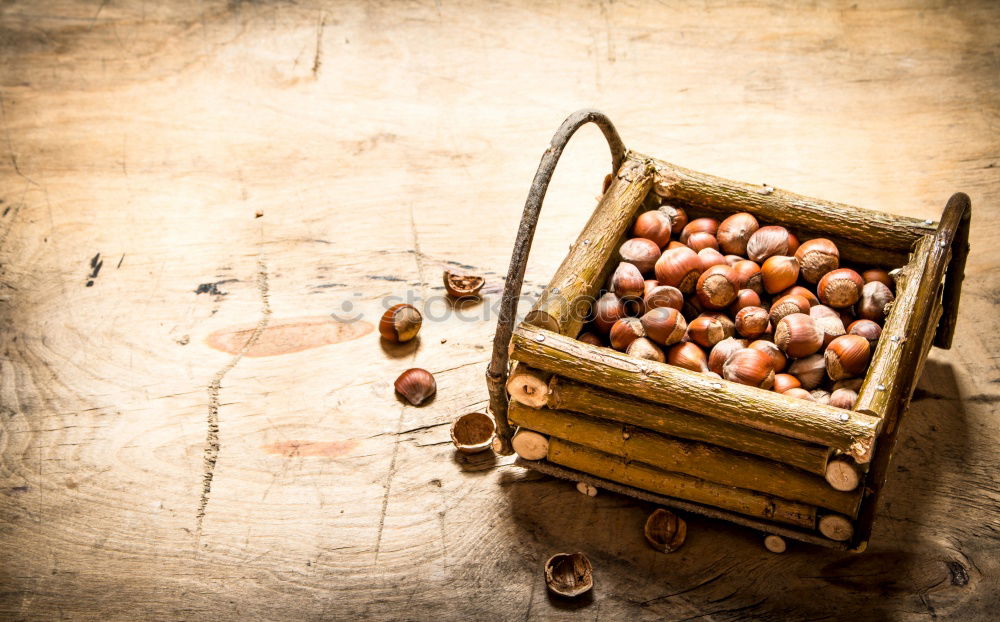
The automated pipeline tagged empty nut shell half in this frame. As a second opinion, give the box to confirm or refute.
[644,508,687,553]
[450,412,495,454]
[394,368,436,406]
[544,552,594,598]
[443,270,485,298]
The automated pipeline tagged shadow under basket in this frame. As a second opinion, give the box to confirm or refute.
[485,109,971,552]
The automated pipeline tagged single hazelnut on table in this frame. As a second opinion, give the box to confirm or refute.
[379,303,422,343]
[611,262,645,300]
[708,337,749,375]
[769,294,811,326]
[394,368,436,406]
[659,204,688,235]
[685,231,719,252]
[761,256,800,294]
[627,337,666,363]
[735,306,769,339]
[687,312,736,348]
[544,552,593,598]
[644,284,684,312]
[788,353,827,390]
[848,319,882,345]
[443,270,485,298]
[697,247,728,270]
[632,211,673,248]
[619,238,662,274]
[773,373,801,394]
[856,281,895,323]
[667,342,709,373]
[610,317,646,351]
[746,225,796,263]
[730,289,763,314]
[695,264,739,310]
[722,347,775,389]
[644,508,687,553]
[774,313,824,358]
[717,212,760,256]
[592,292,626,333]
[450,413,495,454]
[680,217,719,244]
[640,307,687,346]
[748,340,787,373]
[655,246,703,294]
[731,260,764,295]
[794,238,840,283]
[825,334,871,380]
[817,268,865,308]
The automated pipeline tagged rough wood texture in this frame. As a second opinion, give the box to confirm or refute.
[547,439,817,529]
[524,156,652,335]
[2,1,998,620]
[509,402,861,515]
[511,324,880,461]
[549,377,832,475]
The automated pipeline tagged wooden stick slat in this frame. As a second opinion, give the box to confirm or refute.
[547,438,817,529]
[547,377,832,475]
[644,152,935,253]
[509,402,861,515]
[511,324,880,462]
[524,156,653,337]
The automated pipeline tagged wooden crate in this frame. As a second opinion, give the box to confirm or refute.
[486,110,971,551]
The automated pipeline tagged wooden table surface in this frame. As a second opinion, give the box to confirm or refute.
[1,1,998,619]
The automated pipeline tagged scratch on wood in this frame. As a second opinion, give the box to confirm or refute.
[312,13,325,76]
[196,255,271,535]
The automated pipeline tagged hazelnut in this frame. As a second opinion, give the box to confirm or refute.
[619,238,662,274]
[592,292,626,334]
[640,307,687,346]
[848,319,882,346]
[708,337,749,375]
[773,373,801,393]
[730,289,763,314]
[780,285,820,307]
[611,262,645,300]
[817,268,864,308]
[761,256,800,294]
[769,294,811,326]
[666,240,687,250]
[746,225,795,263]
[695,265,739,310]
[667,342,709,372]
[577,331,604,347]
[685,231,719,252]
[731,259,764,295]
[825,334,871,380]
[811,389,831,405]
[687,312,736,348]
[794,238,840,283]
[655,246,703,294]
[380,303,423,343]
[862,268,894,291]
[644,284,684,312]
[394,368,436,405]
[544,552,593,598]
[774,313,824,358]
[659,204,688,235]
[443,270,485,298]
[722,347,775,389]
[450,412,495,454]
[814,314,847,347]
[788,353,827,389]
[697,247,728,270]
[748,340,787,373]
[717,212,760,255]
[627,337,666,362]
[856,281,894,323]
[644,508,687,553]
[632,211,673,248]
[829,388,859,410]
[809,304,840,321]
[783,387,814,401]
[680,217,719,244]
[735,306,769,339]
[610,317,646,351]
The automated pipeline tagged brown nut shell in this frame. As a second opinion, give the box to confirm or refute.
[644,508,687,553]
[659,204,688,235]
[788,353,827,390]
[783,387,814,401]
[848,319,882,345]
[735,306,769,339]
[695,265,739,310]
[685,231,719,252]
[748,340,787,373]
[640,307,687,346]
[862,268,894,291]
[632,211,673,248]
[722,347,775,389]
[746,225,795,263]
[627,337,666,363]
[619,238,662,274]
[730,289,763,314]
[609,317,645,351]
[731,260,764,295]
[592,292,626,334]
[769,294,811,326]
[825,334,871,380]
[655,246,703,294]
[761,256,800,294]
[717,212,759,255]
[394,368,436,406]
[680,217,719,244]
[780,285,820,307]
[644,284,684,312]
[443,271,485,298]
[856,281,894,323]
[686,312,736,348]
[774,313,824,358]
[829,388,859,410]
[697,247,728,270]
[577,331,604,347]
[544,552,593,597]
[611,262,645,300]
[380,303,423,343]
[794,238,840,283]
[773,373,801,394]
[667,342,709,372]
[817,268,864,308]
[450,412,495,454]
[708,337,749,375]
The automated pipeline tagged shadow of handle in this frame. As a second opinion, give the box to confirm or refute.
[485,109,626,455]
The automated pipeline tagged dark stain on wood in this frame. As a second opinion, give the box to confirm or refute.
[194,279,238,296]
[206,316,373,357]
[85,252,103,287]
[261,440,358,457]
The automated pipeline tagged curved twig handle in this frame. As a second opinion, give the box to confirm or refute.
[486,110,626,455]
[932,192,971,348]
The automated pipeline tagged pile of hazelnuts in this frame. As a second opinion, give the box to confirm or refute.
[579,205,896,409]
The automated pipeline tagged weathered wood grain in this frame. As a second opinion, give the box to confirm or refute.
[1,0,998,620]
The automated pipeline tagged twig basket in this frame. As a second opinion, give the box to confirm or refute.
[486,110,971,551]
